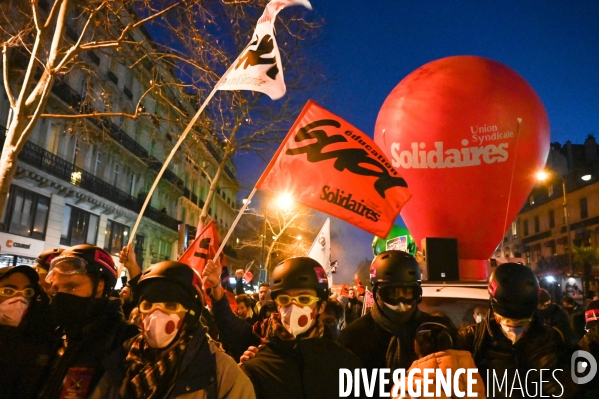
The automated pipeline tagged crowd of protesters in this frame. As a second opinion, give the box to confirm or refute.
[1,244,599,398]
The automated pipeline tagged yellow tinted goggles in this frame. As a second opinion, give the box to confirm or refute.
[139,301,194,315]
[0,287,35,298]
[274,294,320,307]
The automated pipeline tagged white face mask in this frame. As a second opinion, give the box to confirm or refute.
[279,303,315,337]
[0,297,29,327]
[142,310,182,348]
[495,314,531,344]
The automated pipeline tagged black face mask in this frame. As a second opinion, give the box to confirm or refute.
[52,292,94,331]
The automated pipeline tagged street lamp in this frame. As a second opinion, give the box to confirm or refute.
[536,170,573,275]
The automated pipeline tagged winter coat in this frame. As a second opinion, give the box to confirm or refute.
[90,325,255,399]
[392,350,486,399]
[459,312,578,399]
[0,292,60,399]
[345,298,363,325]
[241,337,362,399]
[535,303,572,342]
[337,309,431,398]
[578,326,599,398]
[37,297,139,399]
[211,293,262,362]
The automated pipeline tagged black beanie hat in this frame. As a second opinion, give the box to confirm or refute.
[138,279,196,314]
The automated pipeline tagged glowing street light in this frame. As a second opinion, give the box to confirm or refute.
[274,192,294,211]
[581,174,592,181]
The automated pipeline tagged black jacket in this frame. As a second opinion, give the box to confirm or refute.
[37,297,139,399]
[241,337,362,399]
[536,303,572,342]
[211,294,262,362]
[337,309,431,398]
[460,312,578,399]
[0,293,60,399]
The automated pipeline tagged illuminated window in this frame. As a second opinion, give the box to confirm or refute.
[0,185,49,240]
[60,205,99,246]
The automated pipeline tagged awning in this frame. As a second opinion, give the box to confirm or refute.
[556,236,568,245]
[543,239,555,247]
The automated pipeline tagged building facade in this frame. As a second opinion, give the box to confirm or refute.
[0,3,238,276]
[497,137,599,292]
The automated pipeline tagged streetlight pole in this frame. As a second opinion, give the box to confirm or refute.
[561,177,573,276]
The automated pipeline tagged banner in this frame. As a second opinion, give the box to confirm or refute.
[307,218,332,288]
[218,0,312,100]
[179,220,236,309]
[256,100,411,237]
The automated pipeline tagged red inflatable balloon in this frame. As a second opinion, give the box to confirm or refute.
[244,271,253,284]
[374,56,549,280]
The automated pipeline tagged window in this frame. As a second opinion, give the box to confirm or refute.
[46,123,60,154]
[0,185,49,240]
[129,173,137,196]
[549,241,557,256]
[60,205,99,246]
[580,198,588,219]
[529,195,535,206]
[548,184,554,197]
[523,219,529,237]
[72,138,80,165]
[549,209,555,228]
[104,220,130,255]
[511,221,518,238]
[94,151,103,176]
[534,216,540,233]
[112,163,120,186]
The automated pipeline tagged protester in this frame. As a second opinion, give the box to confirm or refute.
[236,293,259,325]
[393,314,486,399]
[578,299,599,397]
[38,244,140,399]
[338,250,431,398]
[234,268,252,295]
[472,305,486,324]
[562,294,586,343]
[345,287,363,325]
[33,248,63,293]
[252,300,277,339]
[90,261,255,399]
[536,288,571,341]
[120,283,135,319]
[460,263,577,399]
[258,282,270,305]
[203,259,262,362]
[321,298,346,340]
[240,257,361,399]
[0,265,59,399]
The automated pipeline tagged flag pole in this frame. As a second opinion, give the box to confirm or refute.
[117,68,231,278]
[212,186,257,262]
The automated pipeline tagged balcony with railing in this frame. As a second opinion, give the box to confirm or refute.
[7,136,180,231]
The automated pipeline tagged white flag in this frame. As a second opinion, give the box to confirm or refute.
[307,218,332,288]
[218,0,312,100]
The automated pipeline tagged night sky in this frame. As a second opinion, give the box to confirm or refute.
[234,1,599,284]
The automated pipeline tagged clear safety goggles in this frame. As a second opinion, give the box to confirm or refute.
[274,294,320,307]
[494,312,532,327]
[45,256,89,283]
[0,287,35,298]
[139,300,194,315]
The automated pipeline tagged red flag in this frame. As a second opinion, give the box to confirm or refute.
[179,220,237,311]
[256,100,411,237]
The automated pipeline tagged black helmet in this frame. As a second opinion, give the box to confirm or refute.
[51,244,118,292]
[137,261,204,314]
[270,257,329,302]
[488,262,539,319]
[370,250,421,286]
[35,248,63,271]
